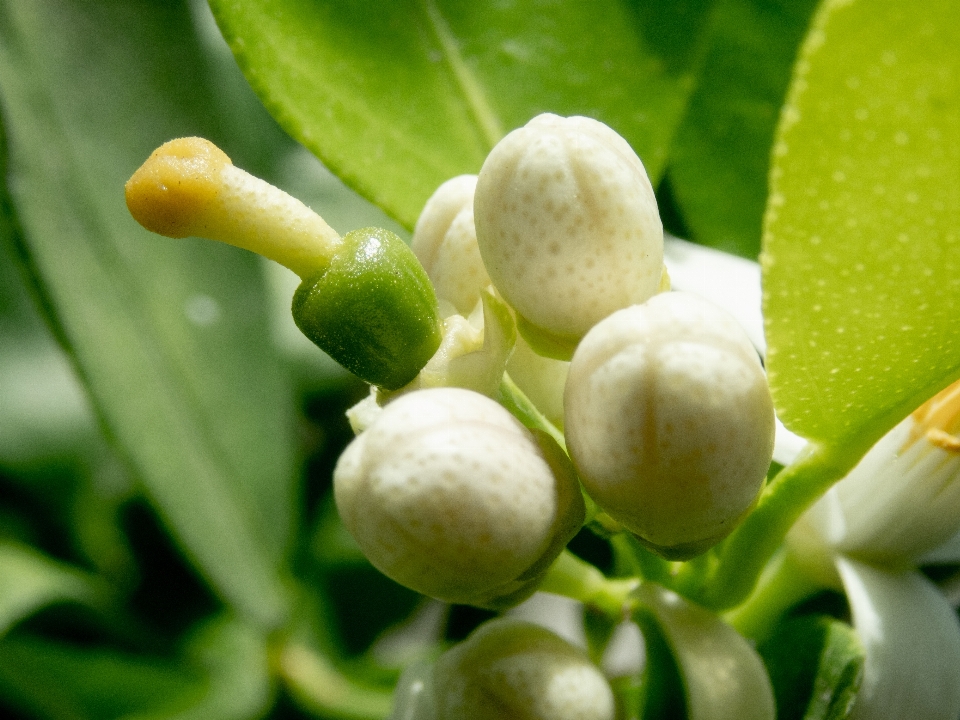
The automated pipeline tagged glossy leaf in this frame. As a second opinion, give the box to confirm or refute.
[763,0,960,445]
[667,0,818,258]
[0,0,293,627]
[759,615,863,720]
[208,0,717,228]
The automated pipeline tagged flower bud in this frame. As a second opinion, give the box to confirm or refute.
[334,388,584,608]
[474,113,663,357]
[412,175,492,316]
[389,618,615,720]
[790,378,960,569]
[564,292,775,559]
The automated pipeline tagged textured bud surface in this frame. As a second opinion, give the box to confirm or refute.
[474,113,663,349]
[564,292,774,558]
[334,388,584,607]
[430,619,615,720]
[412,175,492,315]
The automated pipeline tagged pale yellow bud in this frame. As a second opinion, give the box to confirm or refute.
[334,388,584,608]
[474,114,663,356]
[412,175,492,315]
[564,292,775,559]
[429,619,616,720]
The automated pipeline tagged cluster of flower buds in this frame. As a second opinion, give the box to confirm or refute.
[125,116,778,716]
[125,115,776,580]
[405,113,775,562]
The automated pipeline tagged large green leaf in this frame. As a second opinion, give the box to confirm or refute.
[208,0,717,229]
[762,0,960,445]
[667,0,818,258]
[0,0,293,627]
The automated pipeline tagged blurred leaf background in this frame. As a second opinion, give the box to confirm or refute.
[5,0,920,717]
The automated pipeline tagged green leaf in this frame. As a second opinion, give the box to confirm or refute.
[0,0,293,627]
[0,636,204,720]
[667,0,818,258]
[762,0,960,445]
[208,0,717,228]
[0,87,99,473]
[149,615,272,720]
[759,615,864,720]
[275,586,397,720]
[0,616,270,720]
[0,543,101,638]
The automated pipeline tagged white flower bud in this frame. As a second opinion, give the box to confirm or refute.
[474,113,663,355]
[564,292,775,559]
[790,379,960,571]
[334,388,584,608]
[412,175,492,316]
[422,618,615,720]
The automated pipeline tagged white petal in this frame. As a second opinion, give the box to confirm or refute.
[831,419,960,562]
[662,236,809,468]
[636,583,775,720]
[917,529,960,565]
[663,235,765,356]
[836,557,960,720]
[773,416,808,466]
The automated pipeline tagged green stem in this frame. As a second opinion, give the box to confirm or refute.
[723,547,822,643]
[498,372,566,451]
[498,373,603,523]
[539,550,639,620]
[277,642,394,720]
[610,533,674,586]
[674,439,865,610]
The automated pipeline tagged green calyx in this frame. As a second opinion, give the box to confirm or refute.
[292,227,442,390]
[515,314,579,361]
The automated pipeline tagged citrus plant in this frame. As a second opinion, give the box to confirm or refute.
[1,1,959,719]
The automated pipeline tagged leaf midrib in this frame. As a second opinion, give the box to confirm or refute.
[418,0,505,150]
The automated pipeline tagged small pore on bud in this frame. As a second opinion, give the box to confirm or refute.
[125,137,231,239]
